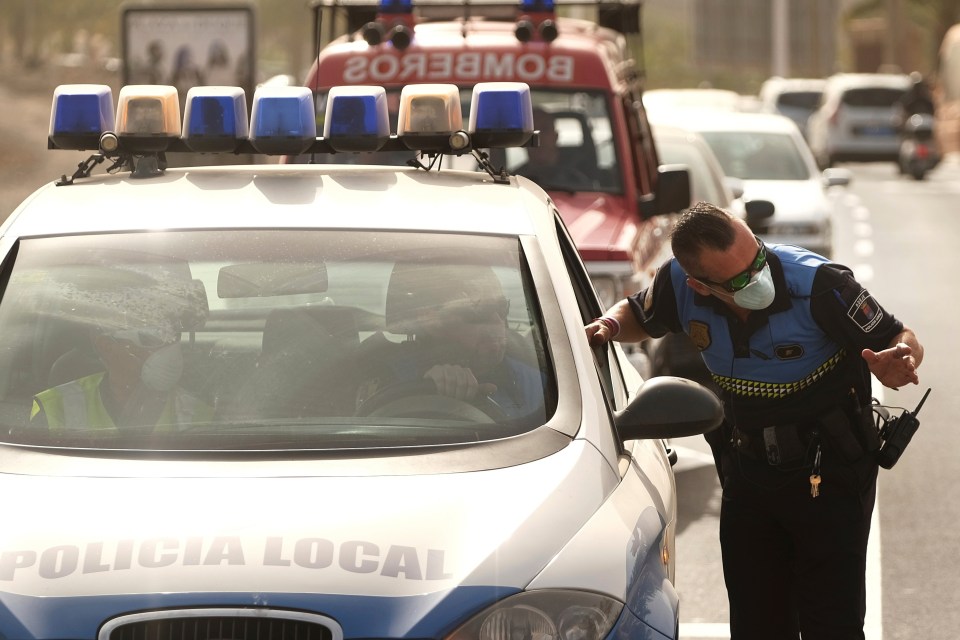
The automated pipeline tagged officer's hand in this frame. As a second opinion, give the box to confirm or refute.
[862,342,919,388]
[586,321,609,348]
[424,364,497,400]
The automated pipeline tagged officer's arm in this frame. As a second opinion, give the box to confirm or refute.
[587,299,652,347]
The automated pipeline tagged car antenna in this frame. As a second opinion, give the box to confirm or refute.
[309,5,323,165]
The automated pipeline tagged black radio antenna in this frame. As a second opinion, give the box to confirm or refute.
[311,2,324,164]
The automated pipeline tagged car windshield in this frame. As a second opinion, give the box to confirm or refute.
[777,91,822,109]
[297,89,622,194]
[0,230,556,451]
[841,87,905,107]
[699,131,812,181]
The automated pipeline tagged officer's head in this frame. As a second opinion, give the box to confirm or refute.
[671,202,775,312]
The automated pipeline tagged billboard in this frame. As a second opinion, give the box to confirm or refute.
[121,4,256,108]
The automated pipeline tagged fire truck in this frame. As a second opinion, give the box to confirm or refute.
[301,0,690,335]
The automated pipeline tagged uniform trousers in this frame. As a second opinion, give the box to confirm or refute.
[718,437,878,640]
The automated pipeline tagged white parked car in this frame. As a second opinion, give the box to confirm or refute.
[653,110,849,258]
[758,76,826,138]
[806,72,910,168]
[0,81,722,640]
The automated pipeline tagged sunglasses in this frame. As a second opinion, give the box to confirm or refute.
[447,297,511,323]
[694,238,767,293]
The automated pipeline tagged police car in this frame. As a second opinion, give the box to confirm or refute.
[0,81,720,640]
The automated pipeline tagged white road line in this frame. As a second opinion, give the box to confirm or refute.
[854,239,874,257]
[679,622,730,639]
[853,263,874,284]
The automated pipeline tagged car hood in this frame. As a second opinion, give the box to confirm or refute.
[741,179,830,221]
[548,191,637,258]
[0,442,615,604]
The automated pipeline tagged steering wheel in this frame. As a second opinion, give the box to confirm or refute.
[355,379,508,423]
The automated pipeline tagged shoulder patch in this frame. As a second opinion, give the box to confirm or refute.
[847,290,883,332]
[688,321,711,350]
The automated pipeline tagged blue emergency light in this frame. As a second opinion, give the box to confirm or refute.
[249,87,317,155]
[182,87,248,152]
[323,86,391,152]
[520,0,555,11]
[468,82,534,147]
[378,0,412,14]
[48,84,114,151]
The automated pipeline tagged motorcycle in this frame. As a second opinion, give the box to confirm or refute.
[898,112,940,180]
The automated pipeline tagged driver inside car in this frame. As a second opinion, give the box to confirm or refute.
[355,264,545,420]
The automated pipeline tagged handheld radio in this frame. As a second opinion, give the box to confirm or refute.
[875,387,931,469]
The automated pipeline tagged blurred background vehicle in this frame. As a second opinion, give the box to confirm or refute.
[642,88,746,117]
[897,112,940,180]
[659,110,850,259]
[806,72,911,169]
[758,76,826,138]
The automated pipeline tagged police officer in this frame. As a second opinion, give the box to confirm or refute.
[31,263,212,432]
[586,202,923,640]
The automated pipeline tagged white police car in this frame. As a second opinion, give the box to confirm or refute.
[0,80,720,640]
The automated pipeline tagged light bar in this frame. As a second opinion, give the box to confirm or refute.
[323,86,390,153]
[468,82,534,148]
[397,84,462,151]
[115,85,181,152]
[249,86,317,155]
[48,84,114,151]
[378,0,412,13]
[182,86,248,152]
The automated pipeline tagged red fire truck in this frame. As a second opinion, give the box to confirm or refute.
[302,0,689,330]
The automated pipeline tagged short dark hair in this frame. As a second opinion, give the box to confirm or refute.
[670,201,738,275]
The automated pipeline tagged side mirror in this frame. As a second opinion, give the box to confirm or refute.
[744,199,775,231]
[641,164,691,218]
[822,167,852,187]
[615,376,723,441]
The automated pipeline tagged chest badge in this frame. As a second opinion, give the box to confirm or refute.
[688,321,711,350]
[775,344,804,360]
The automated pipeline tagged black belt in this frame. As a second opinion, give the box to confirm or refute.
[730,422,819,466]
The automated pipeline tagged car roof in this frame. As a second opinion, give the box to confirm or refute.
[760,77,826,96]
[5,165,547,239]
[824,72,910,90]
[651,109,801,135]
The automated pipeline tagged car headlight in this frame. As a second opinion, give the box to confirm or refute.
[446,590,624,640]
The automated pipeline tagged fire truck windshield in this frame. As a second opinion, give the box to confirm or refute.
[295,88,622,194]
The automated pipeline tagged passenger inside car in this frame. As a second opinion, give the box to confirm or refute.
[30,260,212,432]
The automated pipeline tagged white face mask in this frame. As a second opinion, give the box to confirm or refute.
[140,343,184,392]
[732,263,776,310]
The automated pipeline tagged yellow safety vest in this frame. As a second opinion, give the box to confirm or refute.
[31,372,213,430]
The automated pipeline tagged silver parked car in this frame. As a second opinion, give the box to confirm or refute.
[806,72,910,168]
